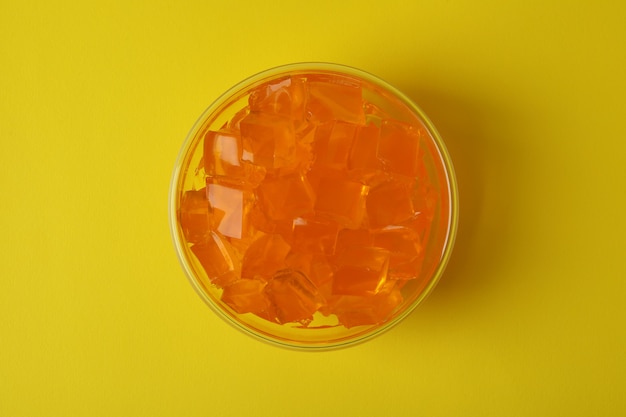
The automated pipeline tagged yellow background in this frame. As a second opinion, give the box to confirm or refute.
[2,1,625,416]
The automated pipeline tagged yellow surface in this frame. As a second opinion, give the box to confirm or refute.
[1,1,625,415]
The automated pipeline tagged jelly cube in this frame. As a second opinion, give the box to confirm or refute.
[190,231,240,288]
[308,254,334,289]
[306,75,365,124]
[411,180,438,220]
[285,251,313,278]
[226,107,249,131]
[240,113,296,169]
[283,252,334,311]
[308,255,334,311]
[204,130,242,175]
[388,255,425,280]
[410,183,437,245]
[363,101,391,127]
[347,123,382,177]
[366,180,415,228]
[295,125,316,172]
[312,121,358,171]
[192,157,207,190]
[334,228,373,255]
[257,173,315,221]
[377,119,422,177]
[314,177,368,229]
[179,188,210,244]
[291,217,339,255]
[373,226,423,279]
[222,239,245,266]
[402,212,432,243]
[241,234,291,280]
[265,269,322,324]
[221,279,271,315]
[297,121,317,144]
[249,76,307,123]
[248,203,295,242]
[331,284,403,328]
[382,212,432,280]
[271,122,317,177]
[203,131,264,185]
[333,246,390,295]
[414,145,429,181]
[206,180,254,239]
[305,163,349,199]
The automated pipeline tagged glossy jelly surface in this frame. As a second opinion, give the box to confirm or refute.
[170,63,457,349]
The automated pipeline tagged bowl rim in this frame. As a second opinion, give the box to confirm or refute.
[169,62,459,350]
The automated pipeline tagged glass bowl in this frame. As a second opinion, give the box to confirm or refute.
[169,62,458,350]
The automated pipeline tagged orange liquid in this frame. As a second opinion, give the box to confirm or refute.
[180,72,444,328]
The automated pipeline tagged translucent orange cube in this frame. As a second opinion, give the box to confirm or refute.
[204,130,265,186]
[332,246,390,295]
[290,216,339,255]
[335,228,373,255]
[257,173,315,221]
[248,202,294,241]
[265,269,322,325]
[179,188,210,244]
[266,122,317,179]
[241,234,291,280]
[402,212,431,243]
[366,180,415,228]
[190,231,240,288]
[411,180,438,220]
[314,177,368,229]
[206,180,254,239]
[308,254,334,289]
[204,130,242,176]
[388,255,425,280]
[226,107,250,131]
[373,226,422,279]
[362,101,390,127]
[312,121,358,171]
[306,74,365,124]
[240,113,296,169]
[331,283,403,328]
[347,123,382,180]
[221,279,271,315]
[285,251,313,277]
[249,76,307,124]
[377,120,422,177]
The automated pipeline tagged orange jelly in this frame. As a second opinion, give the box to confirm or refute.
[177,70,447,330]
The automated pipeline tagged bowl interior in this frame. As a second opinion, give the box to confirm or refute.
[170,63,457,349]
